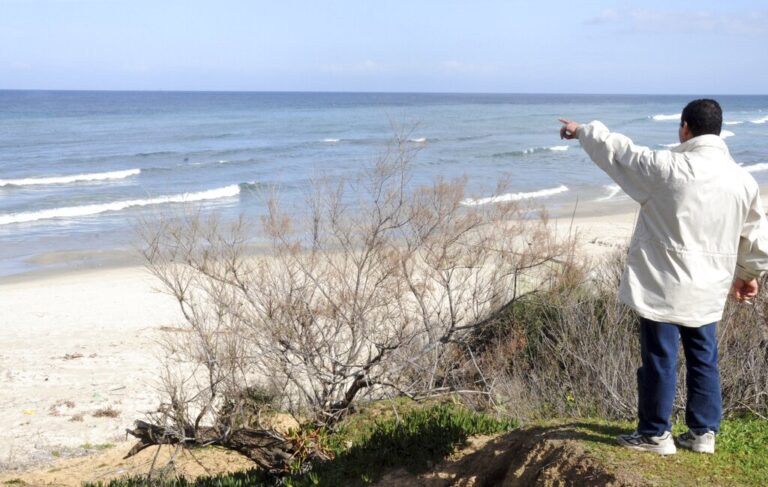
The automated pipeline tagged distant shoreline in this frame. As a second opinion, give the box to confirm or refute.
[6,183,768,284]
[2,89,768,96]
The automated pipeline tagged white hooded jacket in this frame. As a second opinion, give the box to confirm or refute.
[579,121,768,327]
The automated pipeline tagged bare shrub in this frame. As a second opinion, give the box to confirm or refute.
[477,248,768,422]
[719,277,768,417]
[465,249,638,420]
[134,136,574,466]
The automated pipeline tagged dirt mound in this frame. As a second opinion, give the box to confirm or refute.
[376,426,646,487]
[0,441,257,487]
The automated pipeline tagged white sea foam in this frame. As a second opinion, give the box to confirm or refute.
[323,138,340,143]
[724,121,743,125]
[409,137,427,143]
[751,116,768,124]
[0,184,241,225]
[660,143,680,148]
[743,163,768,173]
[521,145,569,155]
[0,169,141,187]
[652,113,681,121]
[461,185,568,206]
[720,130,735,139]
[596,184,623,202]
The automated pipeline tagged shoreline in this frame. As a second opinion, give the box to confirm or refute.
[0,193,640,286]
[4,178,767,285]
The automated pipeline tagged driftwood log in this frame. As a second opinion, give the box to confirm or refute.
[125,420,329,473]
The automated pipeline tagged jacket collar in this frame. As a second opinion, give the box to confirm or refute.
[673,134,727,153]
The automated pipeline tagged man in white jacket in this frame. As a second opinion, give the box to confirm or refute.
[559,99,768,455]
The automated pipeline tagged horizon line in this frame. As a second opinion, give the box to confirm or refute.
[1,88,767,97]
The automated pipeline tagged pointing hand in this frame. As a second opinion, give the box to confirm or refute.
[559,118,582,140]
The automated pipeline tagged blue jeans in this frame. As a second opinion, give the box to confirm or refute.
[637,318,721,436]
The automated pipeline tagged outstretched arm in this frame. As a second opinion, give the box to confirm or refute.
[558,118,671,204]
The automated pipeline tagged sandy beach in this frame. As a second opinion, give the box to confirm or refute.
[0,266,182,474]
[0,192,763,483]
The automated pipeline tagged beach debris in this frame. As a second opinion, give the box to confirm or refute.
[48,400,75,416]
[125,420,330,474]
[62,352,84,360]
[92,406,120,418]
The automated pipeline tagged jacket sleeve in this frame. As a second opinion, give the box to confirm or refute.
[578,121,671,204]
[735,191,768,280]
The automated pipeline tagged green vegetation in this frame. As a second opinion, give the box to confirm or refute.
[555,417,768,487]
[83,403,516,487]
[81,411,768,486]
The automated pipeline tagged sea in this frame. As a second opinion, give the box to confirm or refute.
[1,91,767,277]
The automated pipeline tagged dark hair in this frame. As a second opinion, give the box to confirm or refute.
[681,99,722,137]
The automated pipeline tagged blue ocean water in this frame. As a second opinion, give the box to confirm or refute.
[1,91,767,277]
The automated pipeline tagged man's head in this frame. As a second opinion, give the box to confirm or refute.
[679,99,722,143]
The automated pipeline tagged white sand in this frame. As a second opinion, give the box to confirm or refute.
[0,266,183,471]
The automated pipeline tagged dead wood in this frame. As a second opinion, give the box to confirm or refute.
[125,420,329,473]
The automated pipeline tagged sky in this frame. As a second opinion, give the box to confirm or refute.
[1,0,766,94]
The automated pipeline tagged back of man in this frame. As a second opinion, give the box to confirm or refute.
[559,99,768,456]
[575,105,764,328]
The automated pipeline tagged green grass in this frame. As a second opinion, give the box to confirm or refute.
[83,402,517,487]
[547,417,768,486]
[80,404,768,487]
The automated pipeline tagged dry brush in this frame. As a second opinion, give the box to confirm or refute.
[129,138,576,472]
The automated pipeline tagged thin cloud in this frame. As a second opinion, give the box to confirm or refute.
[583,9,621,25]
[320,60,384,74]
[440,60,499,75]
[584,8,768,36]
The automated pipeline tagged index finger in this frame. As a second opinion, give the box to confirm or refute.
[558,118,571,125]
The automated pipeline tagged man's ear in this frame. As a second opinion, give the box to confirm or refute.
[680,121,693,142]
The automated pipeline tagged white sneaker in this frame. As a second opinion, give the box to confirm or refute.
[617,431,677,455]
[676,430,716,454]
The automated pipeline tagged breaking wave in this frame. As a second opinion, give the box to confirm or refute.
[596,184,622,202]
[492,146,570,158]
[651,114,680,121]
[0,169,141,187]
[743,163,768,173]
[751,116,768,124]
[461,185,569,206]
[720,130,735,139]
[0,184,241,225]
[724,121,743,125]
